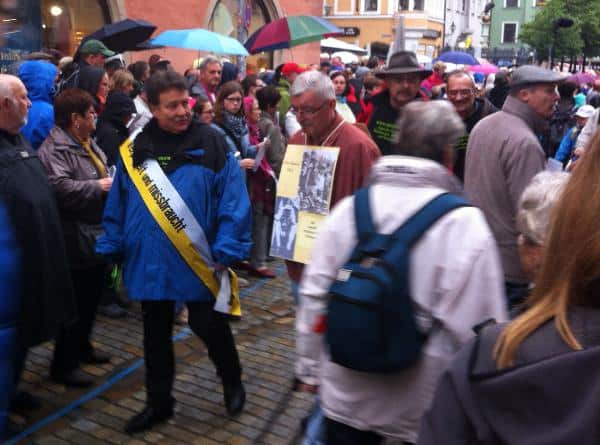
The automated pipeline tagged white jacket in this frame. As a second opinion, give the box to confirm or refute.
[296,156,508,442]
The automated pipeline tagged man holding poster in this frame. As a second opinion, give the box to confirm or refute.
[283,71,380,297]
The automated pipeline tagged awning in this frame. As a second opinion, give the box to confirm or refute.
[321,37,367,54]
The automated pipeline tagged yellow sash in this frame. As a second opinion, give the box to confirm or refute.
[119,139,241,318]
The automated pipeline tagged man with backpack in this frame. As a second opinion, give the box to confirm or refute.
[295,101,507,445]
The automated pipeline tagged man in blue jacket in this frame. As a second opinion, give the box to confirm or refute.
[97,71,252,434]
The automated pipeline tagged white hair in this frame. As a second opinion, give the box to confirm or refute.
[0,74,21,102]
[392,101,465,163]
[290,71,335,100]
[517,171,570,245]
[199,56,221,71]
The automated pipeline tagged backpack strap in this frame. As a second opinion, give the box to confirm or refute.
[354,187,376,242]
[392,193,470,247]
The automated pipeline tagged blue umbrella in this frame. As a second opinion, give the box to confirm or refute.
[151,28,249,56]
[435,51,478,65]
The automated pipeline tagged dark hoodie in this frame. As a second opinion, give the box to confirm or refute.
[78,65,106,113]
[18,60,58,150]
[419,306,600,445]
[95,92,136,166]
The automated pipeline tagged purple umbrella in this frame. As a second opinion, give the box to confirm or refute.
[568,72,597,85]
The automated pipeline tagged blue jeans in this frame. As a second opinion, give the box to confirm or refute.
[302,396,326,445]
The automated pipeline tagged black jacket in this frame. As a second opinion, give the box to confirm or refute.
[96,92,136,166]
[0,130,76,348]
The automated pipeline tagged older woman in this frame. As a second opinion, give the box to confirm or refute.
[38,88,112,388]
[516,171,569,284]
[418,134,600,445]
[296,101,506,445]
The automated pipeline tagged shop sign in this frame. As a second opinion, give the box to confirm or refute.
[342,27,360,37]
[422,30,441,39]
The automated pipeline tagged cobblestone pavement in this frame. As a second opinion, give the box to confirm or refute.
[8,262,314,445]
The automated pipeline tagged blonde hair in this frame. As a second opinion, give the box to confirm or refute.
[109,69,134,93]
[494,131,600,368]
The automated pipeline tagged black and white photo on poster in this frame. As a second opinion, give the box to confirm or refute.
[270,196,299,260]
[298,149,336,215]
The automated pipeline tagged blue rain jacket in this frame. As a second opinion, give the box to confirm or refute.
[18,61,57,150]
[96,120,252,301]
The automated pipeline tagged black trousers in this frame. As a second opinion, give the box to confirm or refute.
[325,417,384,445]
[50,265,105,377]
[141,300,242,407]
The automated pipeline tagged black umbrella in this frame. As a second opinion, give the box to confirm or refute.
[84,19,157,53]
[129,40,165,52]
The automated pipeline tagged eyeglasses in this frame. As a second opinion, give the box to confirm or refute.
[447,89,475,98]
[224,96,243,103]
[289,101,328,117]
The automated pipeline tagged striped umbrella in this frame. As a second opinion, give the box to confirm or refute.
[245,15,342,54]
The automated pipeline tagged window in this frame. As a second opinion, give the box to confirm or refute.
[502,22,517,43]
[363,0,378,11]
[399,0,409,9]
[505,0,518,7]
[414,0,424,9]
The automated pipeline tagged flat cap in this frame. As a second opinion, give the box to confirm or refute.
[510,65,567,89]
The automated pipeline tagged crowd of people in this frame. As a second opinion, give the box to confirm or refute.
[0,36,600,444]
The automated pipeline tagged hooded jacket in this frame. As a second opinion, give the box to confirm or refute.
[419,307,600,445]
[19,61,58,150]
[96,119,252,302]
[296,156,507,442]
[95,92,136,166]
[78,65,106,113]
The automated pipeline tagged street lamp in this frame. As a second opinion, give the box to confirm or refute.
[549,17,574,68]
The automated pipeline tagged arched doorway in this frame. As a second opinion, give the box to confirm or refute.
[207,0,278,72]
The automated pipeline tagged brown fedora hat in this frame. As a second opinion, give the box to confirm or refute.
[374,51,432,79]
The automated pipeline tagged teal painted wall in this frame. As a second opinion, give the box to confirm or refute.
[489,0,541,50]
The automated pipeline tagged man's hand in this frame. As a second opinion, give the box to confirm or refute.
[98,177,113,192]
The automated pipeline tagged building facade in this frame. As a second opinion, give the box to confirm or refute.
[442,0,486,57]
[0,0,321,73]
[322,0,444,59]
[484,0,543,63]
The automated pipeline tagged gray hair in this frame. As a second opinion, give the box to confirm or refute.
[199,56,221,71]
[290,71,335,100]
[517,171,569,245]
[446,69,476,88]
[392,101,465,163]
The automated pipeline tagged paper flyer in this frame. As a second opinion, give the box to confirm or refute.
[270,144,339,263]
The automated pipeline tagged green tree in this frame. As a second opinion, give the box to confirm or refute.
[520,0,600,60]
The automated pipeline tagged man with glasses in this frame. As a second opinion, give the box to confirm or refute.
[368,51,430,155]
[197,56,222,104]
[285,70,380,297]
[446,70,497,181]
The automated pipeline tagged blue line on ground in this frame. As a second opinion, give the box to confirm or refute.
[6,264,287,444]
